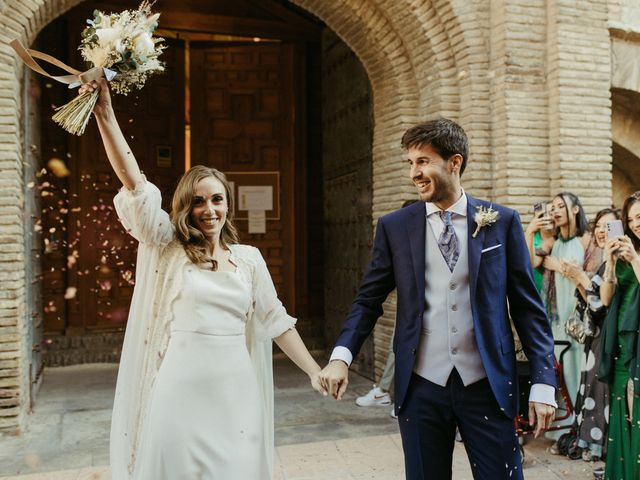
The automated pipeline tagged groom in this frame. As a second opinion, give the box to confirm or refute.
[320,119,557,480]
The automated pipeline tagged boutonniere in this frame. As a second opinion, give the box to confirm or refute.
[472,205,499,238]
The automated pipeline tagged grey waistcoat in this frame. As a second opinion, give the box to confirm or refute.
[413,221,487,386]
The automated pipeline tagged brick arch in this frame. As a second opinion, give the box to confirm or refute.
[0,0,86,92]
[291,0,424,216]
[292,0,489,211]
[612,88,640,207]
[0,0,89,434]
[0,0,87,189]
[0,0,480,218]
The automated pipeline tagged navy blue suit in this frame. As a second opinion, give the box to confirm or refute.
[334,195,556,479]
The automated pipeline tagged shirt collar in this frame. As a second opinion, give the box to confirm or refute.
[425,189,467,218]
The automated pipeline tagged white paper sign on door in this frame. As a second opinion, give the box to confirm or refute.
[238,186,273,211]
[248,210,266,234]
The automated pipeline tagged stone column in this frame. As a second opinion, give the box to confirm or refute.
[546,0,612,212]
[489,0,550,211]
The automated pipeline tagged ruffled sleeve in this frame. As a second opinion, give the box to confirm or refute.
[113,178,174,246]
[249,247,297,339]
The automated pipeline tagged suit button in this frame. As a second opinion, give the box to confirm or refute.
[411,348,416,355]
[451,327,458,333]
[451,348,458,355]
[449,283,456,290]
[451,305,458,311]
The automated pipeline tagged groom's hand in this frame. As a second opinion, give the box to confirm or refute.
[319,360,349,400]
[528,401,555,438]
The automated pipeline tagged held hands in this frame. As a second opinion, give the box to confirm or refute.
[78,77,112,117]
[309,369,328,397]
[319,360,349,400]
[528,401,555,438]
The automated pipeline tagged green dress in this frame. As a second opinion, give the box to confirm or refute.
[546,236,584,440]
[599,262,640,480]
[533,231,544,292]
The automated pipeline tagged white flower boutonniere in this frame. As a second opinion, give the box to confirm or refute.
[472,205,499,238]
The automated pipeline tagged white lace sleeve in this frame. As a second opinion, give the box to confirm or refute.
[113,178,174,246]
[252,247,297,339]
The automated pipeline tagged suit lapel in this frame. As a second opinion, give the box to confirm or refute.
[406,202,426,295]
[467,195,485,302]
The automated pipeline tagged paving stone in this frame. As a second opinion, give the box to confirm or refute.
[0,362,605,479]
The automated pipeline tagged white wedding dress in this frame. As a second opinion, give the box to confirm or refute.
[133,265,269,479]
[109,179,296,480]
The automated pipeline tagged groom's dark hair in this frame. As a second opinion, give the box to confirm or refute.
[401,118,469,176]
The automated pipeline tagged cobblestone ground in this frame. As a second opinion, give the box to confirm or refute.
[0,362,603,479]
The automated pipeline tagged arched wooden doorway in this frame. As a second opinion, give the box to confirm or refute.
[36,0,325,364]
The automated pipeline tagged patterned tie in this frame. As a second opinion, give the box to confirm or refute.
[437,211,460,272]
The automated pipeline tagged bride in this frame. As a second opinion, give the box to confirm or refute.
[78,79,325,480]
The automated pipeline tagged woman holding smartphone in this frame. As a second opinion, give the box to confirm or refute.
[599,193,640,480]
[525,201,555,293]
[563,208,619,462]
[534,192,591,444]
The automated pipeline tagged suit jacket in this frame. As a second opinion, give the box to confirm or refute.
[335,195,556,418]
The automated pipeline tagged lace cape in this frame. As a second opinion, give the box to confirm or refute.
[109,180,295,479]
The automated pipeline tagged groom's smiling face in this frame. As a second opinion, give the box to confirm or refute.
[407,143,462,206]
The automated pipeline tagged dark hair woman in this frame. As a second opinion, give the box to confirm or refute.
[599,193,640,480]
[563,207,620,461]
[534,192,591,447]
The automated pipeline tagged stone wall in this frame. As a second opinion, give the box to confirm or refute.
[321,28,375,377]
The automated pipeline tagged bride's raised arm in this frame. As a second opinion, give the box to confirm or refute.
[79,78,143,190]
[80,78,173,246]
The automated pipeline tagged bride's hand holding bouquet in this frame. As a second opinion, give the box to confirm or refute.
[11,1,165,136]
[79,78,112,119]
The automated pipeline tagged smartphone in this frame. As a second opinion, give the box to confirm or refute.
[606,219,624,239]
[533,202,544,217]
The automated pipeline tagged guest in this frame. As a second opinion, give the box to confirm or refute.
[599,193,640,480]
[535,192,590,443]
[564,208,619,461]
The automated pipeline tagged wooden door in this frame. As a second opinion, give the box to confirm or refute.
[42,37,186,334]
[42,39,301,333]
[190,43,296,310]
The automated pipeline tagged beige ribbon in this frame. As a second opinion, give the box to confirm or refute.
[10,39,115,87]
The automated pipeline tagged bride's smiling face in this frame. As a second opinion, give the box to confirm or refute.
[190,176,228,242]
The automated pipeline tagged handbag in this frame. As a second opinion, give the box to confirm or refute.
[565,304,591,344]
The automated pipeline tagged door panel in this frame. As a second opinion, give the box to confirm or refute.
[190,43,295,310]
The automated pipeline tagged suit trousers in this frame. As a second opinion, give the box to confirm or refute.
[398,370,523,480]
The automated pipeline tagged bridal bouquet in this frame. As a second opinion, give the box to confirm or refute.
[51,1,165,135]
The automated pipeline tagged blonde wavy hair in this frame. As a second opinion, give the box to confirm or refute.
[170,165,239,269]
